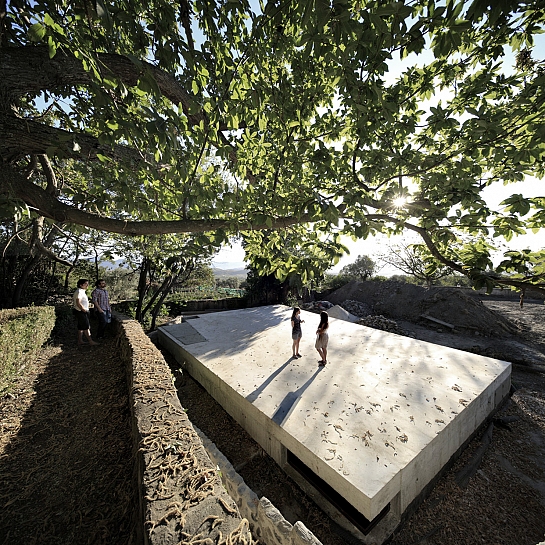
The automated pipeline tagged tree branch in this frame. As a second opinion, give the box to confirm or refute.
[0,114,154,166]
[1,47,203,124]
[0,165,315,235]
[38,154,59,195]
[30,216,73,266]
[0,46,248,176]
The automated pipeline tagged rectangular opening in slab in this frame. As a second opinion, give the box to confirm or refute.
[287,449,390,535]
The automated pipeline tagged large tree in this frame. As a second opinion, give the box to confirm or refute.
[340,254,376,281]
[1,0,544,296]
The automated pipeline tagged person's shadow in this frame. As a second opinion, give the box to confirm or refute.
[245,357,295,403]
[271,368,322,426]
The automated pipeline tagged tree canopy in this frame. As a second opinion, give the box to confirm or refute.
[340,254,376,281]
[1,0,545,295]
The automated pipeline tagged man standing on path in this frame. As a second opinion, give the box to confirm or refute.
[73,279,99,346]
[91,279,111,339]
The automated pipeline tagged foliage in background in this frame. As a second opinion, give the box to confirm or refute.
[216,276,243,289]
[319,273,355,292]
[0,306,56,394]
[106,234,218,329]
[0,214,123,308]
[244,266,286,306]
[339,255,376,281]
[100,266,138,302]
[378,242,453,286]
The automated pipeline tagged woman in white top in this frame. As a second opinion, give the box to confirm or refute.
[72,279,99,346]
[315,311,329,366]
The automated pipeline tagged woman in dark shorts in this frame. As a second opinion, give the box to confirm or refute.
[291,307,304,358]
[72,279,99,346]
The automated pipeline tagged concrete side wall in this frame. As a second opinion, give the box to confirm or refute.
[113,314,252,545]
[160,329,286,464]
[399,365,511,514]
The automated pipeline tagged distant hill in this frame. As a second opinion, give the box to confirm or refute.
[212,266,247,279]
[100,258,127,269]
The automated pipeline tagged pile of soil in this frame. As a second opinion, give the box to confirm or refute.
[326,281,518,336]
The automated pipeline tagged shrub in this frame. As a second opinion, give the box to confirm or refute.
[320,273,352,291]
[0,306,56,394]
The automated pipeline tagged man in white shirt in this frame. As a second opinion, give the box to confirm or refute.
[72,278,99,346]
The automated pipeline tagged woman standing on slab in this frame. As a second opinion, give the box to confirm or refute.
[315,311,329,366]
[291,307,304,358]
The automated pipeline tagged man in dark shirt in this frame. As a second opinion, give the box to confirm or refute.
[91,279,111,339]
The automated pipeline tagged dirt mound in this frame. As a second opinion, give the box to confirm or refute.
[419,287,519,336]
[326,281,519,337]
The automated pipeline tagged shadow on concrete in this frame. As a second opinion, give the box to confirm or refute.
[272,368,322,426]
[246,357,295,403]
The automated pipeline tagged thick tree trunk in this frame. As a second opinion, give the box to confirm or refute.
[1,47,199,122]
[142,275,171,320]
[150,275,177,331]
[135,258,151,322]
[0,115,151,165]
[12,254,41,307]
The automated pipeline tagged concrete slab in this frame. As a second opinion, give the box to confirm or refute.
[158,305,511,541]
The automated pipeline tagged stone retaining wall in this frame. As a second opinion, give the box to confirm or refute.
[114,313,321,545]
[114,314,252,545]
[195,426,322,545]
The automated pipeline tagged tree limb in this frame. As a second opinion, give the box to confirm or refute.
[0,165,315,235]
[30,216,73,266]
[0,114,154,166]
[38,154,59,195]
[1,46,203,124]
[1,46,246,175]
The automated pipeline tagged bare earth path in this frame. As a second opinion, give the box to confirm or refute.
[1,301,545,545]
[0,318,136,545]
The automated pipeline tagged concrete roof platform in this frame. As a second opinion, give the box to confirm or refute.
[158,305,511,543]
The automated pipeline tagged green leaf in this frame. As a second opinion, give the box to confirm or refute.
[28,23,46,42]
[47,36,57,58]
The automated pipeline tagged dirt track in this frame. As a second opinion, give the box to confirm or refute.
[0,319,136,545]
